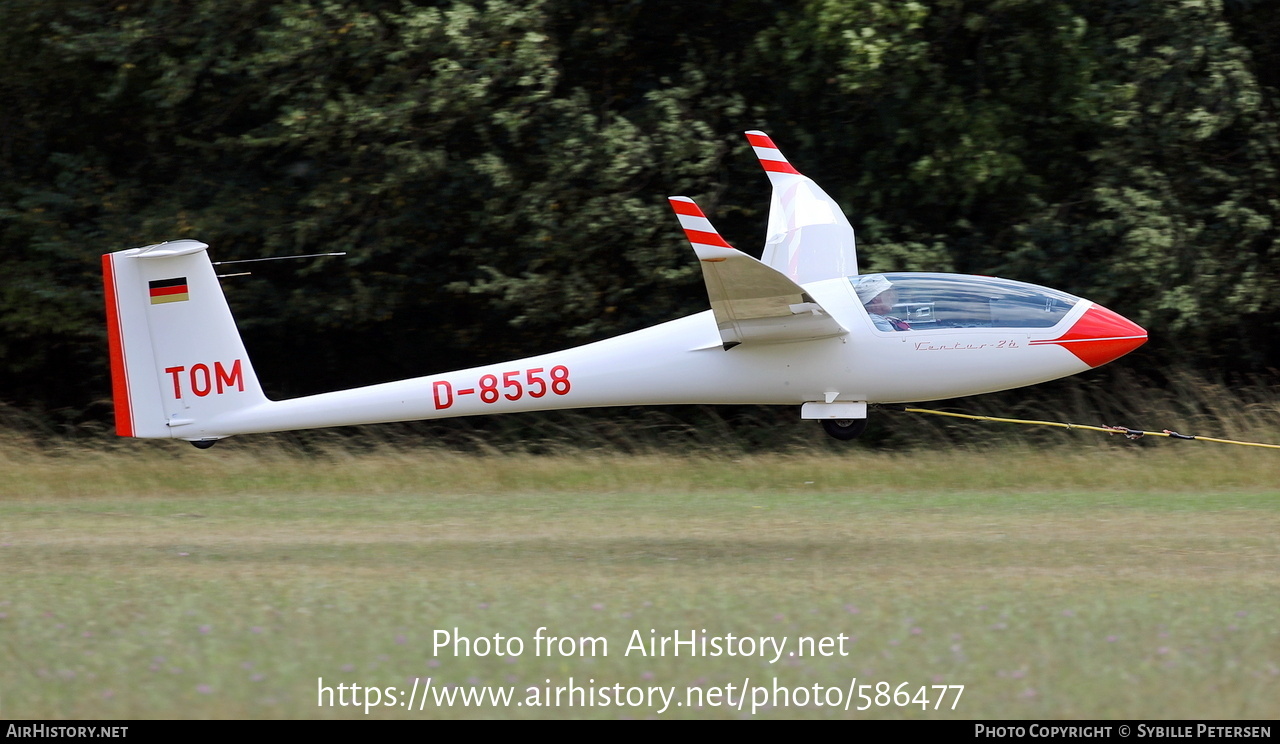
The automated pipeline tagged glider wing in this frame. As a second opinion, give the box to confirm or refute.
[746,130,858,284]
[669,196,846,349]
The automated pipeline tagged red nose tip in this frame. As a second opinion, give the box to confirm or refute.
[1033,304,1147,368]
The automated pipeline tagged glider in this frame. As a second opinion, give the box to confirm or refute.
[102,131,1146,446]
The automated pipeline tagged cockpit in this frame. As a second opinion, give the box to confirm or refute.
[850,273,1080,331]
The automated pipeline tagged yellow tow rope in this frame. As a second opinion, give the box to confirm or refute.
[898,407,1280,450]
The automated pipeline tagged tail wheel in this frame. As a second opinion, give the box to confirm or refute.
[821,418,867,441]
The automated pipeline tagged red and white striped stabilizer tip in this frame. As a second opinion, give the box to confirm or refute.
[744,130,801,176]
[668,197,736,260]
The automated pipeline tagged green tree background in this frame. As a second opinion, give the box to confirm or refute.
[1,0,1276,433]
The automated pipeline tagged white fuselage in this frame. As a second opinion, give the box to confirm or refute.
[198,277,1095,439]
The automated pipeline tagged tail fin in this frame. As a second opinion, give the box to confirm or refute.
[102,240,267,442]
[744,130,859,284]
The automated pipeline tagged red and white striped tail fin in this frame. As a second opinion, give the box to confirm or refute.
[744,130,859,284]
[668,196,738,261]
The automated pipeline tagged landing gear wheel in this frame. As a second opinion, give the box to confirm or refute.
[189,439,219,449]
[821,418,867,441]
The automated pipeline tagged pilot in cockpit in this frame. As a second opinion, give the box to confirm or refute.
[854,275,911,331]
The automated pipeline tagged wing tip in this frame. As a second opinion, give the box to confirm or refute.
[667,195,704,217]
[669,197,734,251]
[744,130,800,175]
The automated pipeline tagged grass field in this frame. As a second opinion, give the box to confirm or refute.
[1,435,1278,719]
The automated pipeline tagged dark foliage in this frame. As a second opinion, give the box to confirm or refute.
[1,0,1276,434]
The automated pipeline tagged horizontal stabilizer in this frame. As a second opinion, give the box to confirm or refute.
[745,131,858,284]
[669,197,846,348]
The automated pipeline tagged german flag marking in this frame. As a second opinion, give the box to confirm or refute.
[149,277,189,304]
